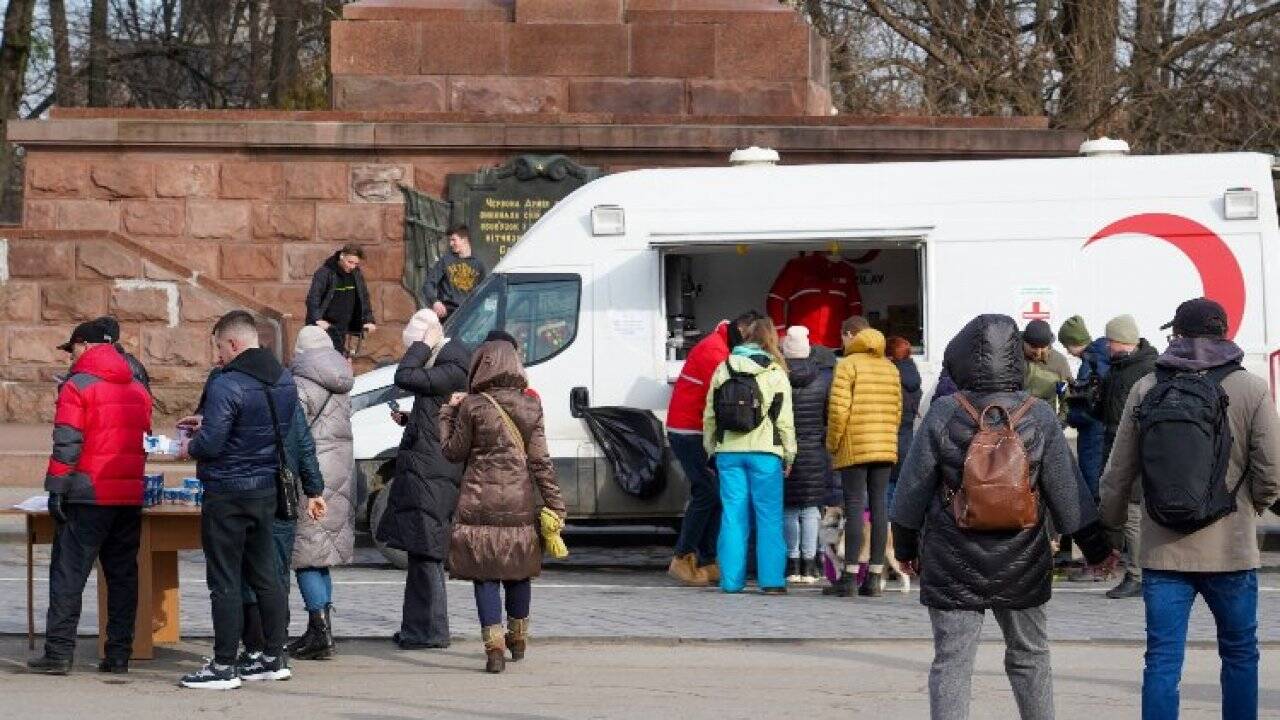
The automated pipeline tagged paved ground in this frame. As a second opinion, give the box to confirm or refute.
[3,635,1280,719]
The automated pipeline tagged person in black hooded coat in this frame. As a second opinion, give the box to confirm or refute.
[780,327,834,583]
[375,313,470,650]
[890,314,1114,720]
[886,335,922,512]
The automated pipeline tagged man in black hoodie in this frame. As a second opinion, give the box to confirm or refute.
[891,314,1115,720]
[304,244,376,354]
[177,311,311,690]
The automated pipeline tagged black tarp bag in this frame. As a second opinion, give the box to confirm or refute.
[580,406,668,499]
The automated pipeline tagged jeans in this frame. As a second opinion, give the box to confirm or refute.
[202,491,289,665]
[399,554,450,646]
[1142,569,1258,720]
[841,463,892,570]
[783,505,820,560]
[1072,413,1105,502]
[670,433,720,564]
[928,605,1054,720]
[44,504,141,663]
[296,568,333,612]
[473,579,532,627]
[716,452,786,592]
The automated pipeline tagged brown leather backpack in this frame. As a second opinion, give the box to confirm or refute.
[947,395,1039,531]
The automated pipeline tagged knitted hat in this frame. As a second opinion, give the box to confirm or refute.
[296,325,333,352]
[402,309,443,349]
[1057,315,1091,349]
[781,326,811,359]
[1105,314,1141,345]
[1021,319,1054,349]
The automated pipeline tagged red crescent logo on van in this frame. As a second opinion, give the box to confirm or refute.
[1085,213,1245,339]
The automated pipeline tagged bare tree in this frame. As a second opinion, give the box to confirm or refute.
[86,0,107,105]
[48,0,75,105]
[1,0,38,217]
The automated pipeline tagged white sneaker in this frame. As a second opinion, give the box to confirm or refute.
[180,659,242,690]
[786,574,805,584]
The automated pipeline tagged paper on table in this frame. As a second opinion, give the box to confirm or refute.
[13,495,49,512]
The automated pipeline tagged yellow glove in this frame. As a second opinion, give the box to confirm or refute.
[539,507,569,559]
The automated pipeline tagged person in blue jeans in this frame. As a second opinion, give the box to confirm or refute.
[702,317,796,594]
[1100,298,1280,720]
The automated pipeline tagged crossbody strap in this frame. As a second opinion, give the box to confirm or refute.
[480,391,527,461]
[259,381,288,468]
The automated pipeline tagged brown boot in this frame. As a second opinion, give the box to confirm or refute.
[701,562,721,584]
[505,617,529,662]
[667,553,709,587]
[482,625,506,674]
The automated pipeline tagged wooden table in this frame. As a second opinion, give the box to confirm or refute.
[1,505,202,660]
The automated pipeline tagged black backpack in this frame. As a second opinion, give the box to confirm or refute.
[712,363,781,445]
[1134,364,1244,533]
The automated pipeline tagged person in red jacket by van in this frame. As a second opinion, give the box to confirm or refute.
[667,310,762,586]
[28,319,153,676]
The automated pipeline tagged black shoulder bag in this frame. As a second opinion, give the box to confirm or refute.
[261,382,301,522]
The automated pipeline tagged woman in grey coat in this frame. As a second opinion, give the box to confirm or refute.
[286,325,355,660]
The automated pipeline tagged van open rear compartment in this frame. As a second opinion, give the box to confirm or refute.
[661,241,925,365]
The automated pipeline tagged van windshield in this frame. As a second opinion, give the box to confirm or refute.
[444,272,582,367]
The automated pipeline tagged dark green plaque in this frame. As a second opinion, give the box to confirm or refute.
[445,155,604,271]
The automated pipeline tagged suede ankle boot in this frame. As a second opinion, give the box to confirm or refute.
[505,617,529,661]
[483,625,507,674]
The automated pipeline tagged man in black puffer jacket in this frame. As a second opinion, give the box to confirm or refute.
[891,314,1115,720]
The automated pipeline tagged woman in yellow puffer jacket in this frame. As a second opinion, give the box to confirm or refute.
[824,317,901,598]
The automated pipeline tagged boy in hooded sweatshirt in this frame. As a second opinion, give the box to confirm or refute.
[703,317,797,594]
[781,326,834,584]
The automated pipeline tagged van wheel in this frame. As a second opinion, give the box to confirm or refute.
[369,483,409,570]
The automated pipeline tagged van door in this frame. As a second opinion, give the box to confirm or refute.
[446,269,593,513]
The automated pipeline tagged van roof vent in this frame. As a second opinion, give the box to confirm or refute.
[729,146,780,167]
[1079,137,1131,157]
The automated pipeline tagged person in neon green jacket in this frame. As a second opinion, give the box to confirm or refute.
[702,317,797,593]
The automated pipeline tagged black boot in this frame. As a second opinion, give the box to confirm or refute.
[785,558,802,582]
[859,571,884,597]
[1106,574,1143,599]
[27,654,71,675]
[823,572,856,597]
[292,609,335,660]
[800,557,818,583]
[322,605,336,655]
[286,616,317,657]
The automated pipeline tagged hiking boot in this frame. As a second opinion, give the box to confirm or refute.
[26,654,71,675]
[292,609,335,661]
[859,571,884,597]
[482,625,506,674]
[180,660,241,690]
[785,558,803,584]
[700,562,720,584]
[667,553,709,587]
[1106,575,1143,599]
[506,617,529,662]
[97,658,129,674]
[823,572,856,597]
[237,652,292,682]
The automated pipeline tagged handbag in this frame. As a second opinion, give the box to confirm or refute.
[261,382,301,522]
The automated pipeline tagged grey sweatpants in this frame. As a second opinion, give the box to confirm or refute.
[927,605,1054,720]
[1122,502,1142,580]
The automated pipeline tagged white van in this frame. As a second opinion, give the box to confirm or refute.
[353,150,1280,538]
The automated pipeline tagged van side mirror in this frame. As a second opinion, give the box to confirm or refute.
[570,386,589,418]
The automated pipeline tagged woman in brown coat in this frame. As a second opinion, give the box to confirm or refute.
[439,332,566,673]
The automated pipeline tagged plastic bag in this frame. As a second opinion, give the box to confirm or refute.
[580,406,668,499]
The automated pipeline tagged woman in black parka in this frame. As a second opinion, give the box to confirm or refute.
[890,314,1114,720]
[376,310,470,649]
[780,327,834,584]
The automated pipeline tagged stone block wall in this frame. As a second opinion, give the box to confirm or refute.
[0,231,284,424]
[331,0,832,116]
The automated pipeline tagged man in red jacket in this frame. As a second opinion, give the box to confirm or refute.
[28,319,153,676]
[667,310,761,586]
[766,252,863,349]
